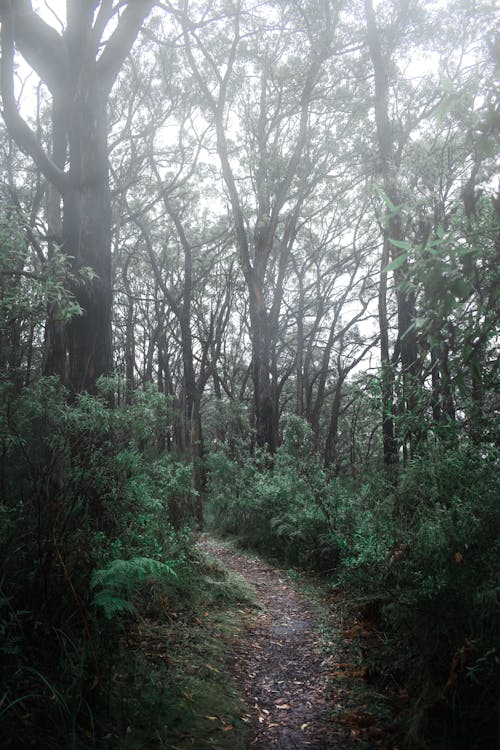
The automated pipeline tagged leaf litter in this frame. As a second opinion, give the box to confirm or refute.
[200,537,392,749]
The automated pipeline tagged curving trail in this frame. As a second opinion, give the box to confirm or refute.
[200,538,372,750]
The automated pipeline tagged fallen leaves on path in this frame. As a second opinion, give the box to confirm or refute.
[200,538,390,749]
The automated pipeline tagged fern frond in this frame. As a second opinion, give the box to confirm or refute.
[91,556,177,620]
[92,591,136,620]
[90,556,176,590]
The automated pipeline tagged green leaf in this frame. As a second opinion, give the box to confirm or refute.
[92,591,136,620]
[373,185,401,215]
[383,253,408,273]
[389,238,411,250]
[456,245,479,257]
[91,556,177,620]
[382,194,398,213]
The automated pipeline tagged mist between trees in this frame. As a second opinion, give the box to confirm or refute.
[0,1,498,749]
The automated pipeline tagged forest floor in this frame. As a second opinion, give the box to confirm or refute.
[199,535,394,750]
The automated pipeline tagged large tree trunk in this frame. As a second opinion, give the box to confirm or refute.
[43,95,68,381]
[0,0,153,394]
[63,5,113,392]
[64,110,113,392]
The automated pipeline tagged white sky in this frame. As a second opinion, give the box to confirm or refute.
[34,1,66,29]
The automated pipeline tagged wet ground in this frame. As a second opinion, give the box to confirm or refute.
[200,539,387,750]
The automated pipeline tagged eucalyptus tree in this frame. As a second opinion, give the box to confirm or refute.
[0,0,154,393]
[322,321,379,470]
[281,200,377,453]
[364,0,429,462]
[164,0,344,452]
[107,37,236,515]
[406,14,499,442]
[362,0,499,455]
[362,0,472,458]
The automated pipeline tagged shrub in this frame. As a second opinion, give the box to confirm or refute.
[337,442,500,749]
[0,376,201,747]
[206,416,344,567]
[207,421,499,748]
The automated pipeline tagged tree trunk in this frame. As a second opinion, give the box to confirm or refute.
[296,296,305,417]
[63,71,113,394]
[179,314,197,451]
[122,258,135,406]
[248,282,276,452]
[191,395,205,528]
[324,373,346,471]
[440,341,455,423]
[379,237,398,465]
[0,0,153,394]
[365,0,419,460]
[43,97,67,381]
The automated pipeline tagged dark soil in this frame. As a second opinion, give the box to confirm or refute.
[200,538,389,750]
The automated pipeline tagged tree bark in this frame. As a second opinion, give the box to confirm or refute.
[324,373,346,471]
[0,0,154,394]
[365,0,419,460]
[379,236,398,464]
[122,255,135,405]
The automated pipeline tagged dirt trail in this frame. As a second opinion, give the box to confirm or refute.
[200,538,366,750]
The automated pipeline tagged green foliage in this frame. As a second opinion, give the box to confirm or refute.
[207,416,344,568]
[205,399,254,460]
[101,548,254,750]
[207,418,500,748]
[91,557,177,620]
[0,208,96,383]
[0,375,202,747]
[335,443,500,749]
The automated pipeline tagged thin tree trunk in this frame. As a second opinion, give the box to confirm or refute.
[365,0,419,461]
[324,374,345,470]
[122,256,135,405]
[379,237,398,465]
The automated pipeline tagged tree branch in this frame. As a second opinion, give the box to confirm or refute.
[0,17,68,194]
[97,0,154,94]
[0,0,66,92]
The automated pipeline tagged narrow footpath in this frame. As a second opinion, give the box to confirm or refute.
[200,537,388,750]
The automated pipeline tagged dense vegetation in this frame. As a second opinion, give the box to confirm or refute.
[0,1,498,748]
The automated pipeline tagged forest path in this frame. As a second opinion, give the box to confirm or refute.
[199,536,379,750]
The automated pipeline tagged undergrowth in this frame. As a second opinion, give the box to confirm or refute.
[206,415,500,750]
[94,548,254,749]
[0,378,252,748]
